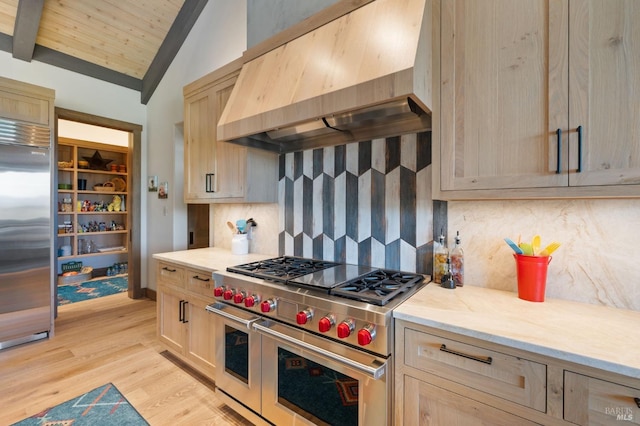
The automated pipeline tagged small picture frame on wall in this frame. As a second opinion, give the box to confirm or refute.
[148,175,158,192]
[158,181,168,199]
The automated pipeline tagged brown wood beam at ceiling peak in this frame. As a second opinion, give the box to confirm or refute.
[141,0,208,105]
[12,0,45,61]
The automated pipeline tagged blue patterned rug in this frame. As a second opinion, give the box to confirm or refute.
[57,276,128,305]
[11,383,148,425]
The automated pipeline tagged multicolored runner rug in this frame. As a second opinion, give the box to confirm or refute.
[11,383,148,425]
[57,275,128,305]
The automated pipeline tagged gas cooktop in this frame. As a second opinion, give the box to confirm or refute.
[226,256,341,282]
[227,256,425,306]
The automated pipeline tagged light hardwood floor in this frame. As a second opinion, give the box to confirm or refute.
[0,293,252,425]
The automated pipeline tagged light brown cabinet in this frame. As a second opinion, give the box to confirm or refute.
[0,76,53,126]
[434,0,640,199]
[183,59,279,203]
[156,261,216,378]
[564,372,640,425]
[56,138,129,273]
[396,318,640,425]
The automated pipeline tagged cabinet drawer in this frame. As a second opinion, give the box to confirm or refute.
[404,328,546,412]
[564,371,640,425]
[186,268,213,297]
[157,262,185,288]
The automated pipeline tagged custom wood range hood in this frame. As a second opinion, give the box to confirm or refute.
[217,0,432,153]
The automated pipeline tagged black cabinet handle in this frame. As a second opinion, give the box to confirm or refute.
[192,275,210,282]
[182,301,189,323]
[162,266,177,272]
[577,125,583,173]
[189,231,194,245]
[556,128,562,174]
[205,173,215,193]
[635,397,640,408]
[440,344,493,365]
[178,300,184,322]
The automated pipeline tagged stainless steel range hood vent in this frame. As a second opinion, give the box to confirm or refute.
[218,0,432,154]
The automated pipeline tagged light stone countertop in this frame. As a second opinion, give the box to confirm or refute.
[394,284,640,379]
[152,247,275,273]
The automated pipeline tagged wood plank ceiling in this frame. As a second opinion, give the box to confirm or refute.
[0,0,208,104]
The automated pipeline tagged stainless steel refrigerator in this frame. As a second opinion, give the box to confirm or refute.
[0,117,53,349]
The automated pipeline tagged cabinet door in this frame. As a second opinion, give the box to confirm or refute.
[402,376,539,426]
[184,87,217,201]
[184,295,217,378]
[439,0,569,191]
[564,371,640,425]
[568,0,640,187]
[157,286,186,354]
[184,74,245,201]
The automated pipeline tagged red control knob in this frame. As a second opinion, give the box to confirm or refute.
[260,299,276,313]
[223,289,234,300]
[244,295,260,308]
[337,320,354,338]
[233,291,245,304]
[296,309,313,325]
[213,287,224,297]
[318,315,335,333]
[357,324,376,346]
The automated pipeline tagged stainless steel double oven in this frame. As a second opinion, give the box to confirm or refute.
[206,256,426,426]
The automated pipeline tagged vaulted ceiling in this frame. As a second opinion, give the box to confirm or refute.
[0,0,208,104]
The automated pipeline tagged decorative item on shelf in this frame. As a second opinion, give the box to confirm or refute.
[108,195,122,212]
[110,177,126,192]
[118,164,126,173]
[83,150,113,170]
[93,181,115,192]
[57,160,73,169]
[78,160,90,169]
[60,198,73,212]
[110,164,118,172]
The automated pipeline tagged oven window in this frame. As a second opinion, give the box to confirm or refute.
[224,325,249,383]
[277,347,358,426]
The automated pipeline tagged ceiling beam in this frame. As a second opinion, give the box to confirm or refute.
[32,45,142,91]
[141,0,209,104]
[12,0,45,61]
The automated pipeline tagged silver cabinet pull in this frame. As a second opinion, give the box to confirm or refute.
[205,302,259,329]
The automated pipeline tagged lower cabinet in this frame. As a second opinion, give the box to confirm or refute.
[402,376,538,426]
[395,319,640,425]
[157,262,216,378]
[564,372,640,425]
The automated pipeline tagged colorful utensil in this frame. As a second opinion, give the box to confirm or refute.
[532,235,541,255]
[540,241,561,256]
[504,238,524,254]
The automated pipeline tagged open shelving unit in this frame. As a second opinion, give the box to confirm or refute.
[56,137,130,275]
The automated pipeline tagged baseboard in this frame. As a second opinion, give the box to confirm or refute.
[143,288,157,301]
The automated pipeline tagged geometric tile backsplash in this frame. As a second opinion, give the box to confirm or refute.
[278,132,434,274]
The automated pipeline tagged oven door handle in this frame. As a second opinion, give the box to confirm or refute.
[205,302,260,329]
[253,320,387,380]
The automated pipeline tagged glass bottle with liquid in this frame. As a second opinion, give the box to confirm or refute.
[433,231,448,284]
[451,231,464,287]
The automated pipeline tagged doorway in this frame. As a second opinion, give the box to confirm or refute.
[54,107,143,299]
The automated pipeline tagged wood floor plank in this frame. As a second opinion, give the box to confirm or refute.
[0,293,251,425]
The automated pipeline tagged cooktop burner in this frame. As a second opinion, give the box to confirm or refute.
[227,256,341,282]
[330,269,425,305]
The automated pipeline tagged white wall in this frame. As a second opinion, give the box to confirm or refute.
[144,0,247,289]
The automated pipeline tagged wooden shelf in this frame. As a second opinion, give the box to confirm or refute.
[56,138,130,271]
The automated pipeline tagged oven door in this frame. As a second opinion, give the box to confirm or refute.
[254,319,390,426]
[206,302,262,414]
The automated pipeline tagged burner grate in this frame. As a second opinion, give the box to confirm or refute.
[227,256,341,283]
[330,269,425,305]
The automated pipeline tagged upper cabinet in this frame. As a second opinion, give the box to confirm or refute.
[183,59,279,203]
[433,0,640,199]
[0,77,54,126]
